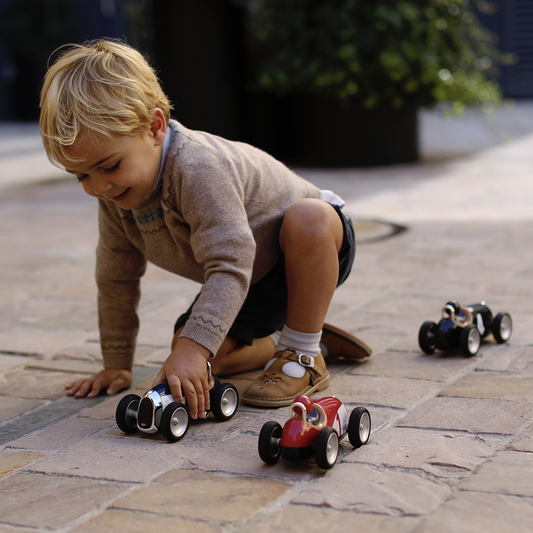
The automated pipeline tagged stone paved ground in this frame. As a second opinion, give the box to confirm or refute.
[1,104,533,532]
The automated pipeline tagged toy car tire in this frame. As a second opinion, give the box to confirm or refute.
[460,324,481,357]
[210,383,239,422]
[115,394,140,434]
[348,406,371,448]
[160,402,190,442]
[419,321,438,354]
[315,427,339,470]
[492,312,512,344]
[258,421,282,464]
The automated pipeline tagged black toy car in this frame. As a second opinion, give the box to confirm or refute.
[418,301,512,357]
[115,363,239,442]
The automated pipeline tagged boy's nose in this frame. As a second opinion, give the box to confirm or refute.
[93,178,113,196]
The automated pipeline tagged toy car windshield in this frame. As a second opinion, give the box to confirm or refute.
[290,399,327,428]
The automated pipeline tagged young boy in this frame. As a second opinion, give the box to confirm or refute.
[40,39,371,419]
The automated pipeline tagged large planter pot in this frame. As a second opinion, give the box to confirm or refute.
[251,93,419,167]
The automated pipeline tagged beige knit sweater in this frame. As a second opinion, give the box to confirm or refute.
[96,119,321,369]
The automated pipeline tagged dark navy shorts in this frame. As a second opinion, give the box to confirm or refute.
[174,203,356,345]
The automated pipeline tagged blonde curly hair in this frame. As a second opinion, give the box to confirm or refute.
[40,39,172,168]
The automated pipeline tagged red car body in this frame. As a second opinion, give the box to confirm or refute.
[280,396,348,458]
[259,394,371,468]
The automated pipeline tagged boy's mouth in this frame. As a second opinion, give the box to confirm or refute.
[111,188,131,202]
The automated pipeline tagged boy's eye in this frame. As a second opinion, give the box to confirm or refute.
[76,174,89,183]
[104,161,120,173]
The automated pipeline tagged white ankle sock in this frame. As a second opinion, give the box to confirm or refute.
[276,325,322,357]
[269,330,282,348]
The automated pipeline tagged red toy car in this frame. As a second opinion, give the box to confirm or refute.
[258,395,371,470]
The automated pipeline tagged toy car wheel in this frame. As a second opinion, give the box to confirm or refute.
[160,402,190,442]
[115,394,140,434]
[315,427,339,470]
[348,406,371,448]
[492,312,512,344]
[419,321,438,354]
[258,421,282,464]
[460,324,481,357]
[210,383,239,422]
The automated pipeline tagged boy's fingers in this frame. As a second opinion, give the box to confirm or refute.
[195,387,205,419]
[66,378,87,393]
[189,380,209,420]
[194,373,211,417]
[201,376,211,412]
[204,388,210,412]
[76,378,100,398]
[67,379,88,396]
[181,380,201,420]
[87,387,100,398]
[108,375,131,396]
[65,381,80,394]
[66,370,131,399]
[168,374,185,404]
[152,369,165,388]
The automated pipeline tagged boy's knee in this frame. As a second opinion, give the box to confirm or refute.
[281,199,341,251]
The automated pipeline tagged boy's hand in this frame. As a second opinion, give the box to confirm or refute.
[65,368,132,398]
[153,337,211,420]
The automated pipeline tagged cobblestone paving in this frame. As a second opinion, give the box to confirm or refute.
[1,114,533,532]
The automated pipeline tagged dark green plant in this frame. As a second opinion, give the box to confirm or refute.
[250,0,513,111]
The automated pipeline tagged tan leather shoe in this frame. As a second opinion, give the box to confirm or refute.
[241,349,330,407]
[321,323,373,362]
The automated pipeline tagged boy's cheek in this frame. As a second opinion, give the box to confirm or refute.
[81,181,97,197]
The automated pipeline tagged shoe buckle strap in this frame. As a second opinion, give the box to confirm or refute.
[297,353,315,368]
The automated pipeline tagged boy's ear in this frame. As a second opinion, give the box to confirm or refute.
[148,108,166,146]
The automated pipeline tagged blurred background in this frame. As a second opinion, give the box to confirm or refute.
[0,0,532,167]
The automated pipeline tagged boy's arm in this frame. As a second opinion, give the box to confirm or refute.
[67,201,146,399]
[96,200,147,370]
[173,151,257,358]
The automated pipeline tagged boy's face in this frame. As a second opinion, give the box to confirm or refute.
[66,109,166,210]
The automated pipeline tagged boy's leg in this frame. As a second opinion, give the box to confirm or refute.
[172,328,276,376]
[242,199,344,406]
[280,198,344,333]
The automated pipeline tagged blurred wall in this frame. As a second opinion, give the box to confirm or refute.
[152,0,249,142]
[477,0,533,98]
[0,0,154,121]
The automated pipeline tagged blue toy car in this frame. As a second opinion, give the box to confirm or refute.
[418,301,512,357]
[115,363,239,442]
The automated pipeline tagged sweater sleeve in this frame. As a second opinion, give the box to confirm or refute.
[173,146,256,354]
[96,200,147,369]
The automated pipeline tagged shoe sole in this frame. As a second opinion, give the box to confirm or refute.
[241,371,330,407]
[322,323,373,362]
